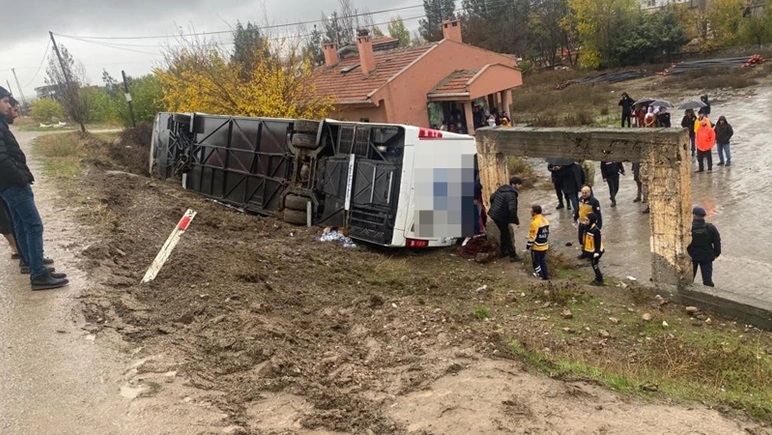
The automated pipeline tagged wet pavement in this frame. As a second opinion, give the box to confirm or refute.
[518,86,772,312]
[0,130,223,434]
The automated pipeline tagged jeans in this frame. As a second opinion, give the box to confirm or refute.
[494,219,516,259]
[717,143,731,164]
[692,260,714,286]
[0,184,46,278]
[697,150,713,171]
[565,193,579,211]
[531,250,548,279]
[689,136,696,155]
[605,175,620,202]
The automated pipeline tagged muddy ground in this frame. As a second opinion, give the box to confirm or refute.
[60,157,771,435]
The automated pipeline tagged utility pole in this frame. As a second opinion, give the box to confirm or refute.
[121,70,136,128]
[11,68,28,112]
[49,31,86,133]
[5,80,12,94]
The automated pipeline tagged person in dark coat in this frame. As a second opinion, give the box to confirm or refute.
[560,162,583,211]
[698,95,711,116]
[687,207,721,287]
[0,97,19,259]
[600,161,625,207]
[488,176,523,261]
[681,109,697,156]
[656,107,671,127]
[618,92,635,128]
[547,161,572,210]
[714,116,734,166]
[0,86,68,290]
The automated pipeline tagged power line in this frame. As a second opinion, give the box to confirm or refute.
[53,4,426,41]
[22,40,51,88]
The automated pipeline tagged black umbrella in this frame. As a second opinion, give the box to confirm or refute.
[547,159,575,166]
[678,100,707,110]
[651,100,673,108]
[634,97,656,107]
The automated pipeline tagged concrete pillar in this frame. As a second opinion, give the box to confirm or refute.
[644,132,692,287]
[476,133,508,209]
[463,101,475,135]
[501,90,513,118]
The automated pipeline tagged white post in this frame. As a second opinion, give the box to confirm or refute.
[141,209,197,284]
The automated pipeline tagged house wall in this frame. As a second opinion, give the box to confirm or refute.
[329,105,388,123]
[376,40,522,128]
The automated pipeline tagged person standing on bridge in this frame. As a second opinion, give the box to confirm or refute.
[0,87,68,291]
[488,176,523,262]
[681,109,697,157]
[618,93,635,128]
[574,185,602,258]
[687,207,721,287]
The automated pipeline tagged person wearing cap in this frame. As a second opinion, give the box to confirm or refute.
[0,86,68,291]
[687,207,721,287]
[582,213,605,286]
[526,205,550,280]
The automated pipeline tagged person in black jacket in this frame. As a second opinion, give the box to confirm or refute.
[600,161,625,207]
[547,161,571,210]
[687,207,721,287]
[560,162,583,211]
[714,116,734,166]
[656,107,671,127]
[698,95,711,116]
[681,109,697,156]
[618,93,635,128]
[488,176,523,261]
[0,87,68,290]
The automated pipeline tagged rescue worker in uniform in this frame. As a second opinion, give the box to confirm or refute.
[687,207,721,287]
[574,185,602,258]
[526,205,550,280]
[582,213,605,286]
[488,176,523,262]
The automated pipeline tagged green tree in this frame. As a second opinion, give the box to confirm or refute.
[739,0,772,46]
[30,98,65,123]
[460,0,532,56]
[529,0,571,66]
[231,21,269,78]
[44,44,88,129]
[388,16,411,46]
[419,0,456,41]
[569,0,639,68]
[302,24,325,65]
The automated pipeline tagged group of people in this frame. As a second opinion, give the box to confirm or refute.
[484,176,606,286]
[0,86,68,291]
[437,103,512,134]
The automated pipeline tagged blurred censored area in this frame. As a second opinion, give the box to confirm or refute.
[413,143,476,238]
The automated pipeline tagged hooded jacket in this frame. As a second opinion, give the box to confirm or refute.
[488,185,519,225]
[714,116,734,144]
[695,120,715,152]
[0,120,34,192]
[687,219,721,262]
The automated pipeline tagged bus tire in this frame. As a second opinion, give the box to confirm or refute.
[285,194,311,211]
[283,208,308,225]
[291,133,318,149]
[294,120,320,134]
[173,113,192,125]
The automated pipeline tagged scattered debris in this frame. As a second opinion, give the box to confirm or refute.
[642,313,653,322]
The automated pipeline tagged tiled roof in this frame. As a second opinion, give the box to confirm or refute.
[309,44,436,103]
[428,70,479,96]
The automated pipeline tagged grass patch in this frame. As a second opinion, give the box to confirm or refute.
[513,83,612,127]
[663,66,760,89]
[504,287,772,422]
[506,156,539,187]
[31,130,136,179]
[472,305,491,319]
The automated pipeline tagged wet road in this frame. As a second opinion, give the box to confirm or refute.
[0,130,223,434]
[519,86,772,311]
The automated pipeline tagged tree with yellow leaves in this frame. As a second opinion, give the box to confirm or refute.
[155,26,331,120]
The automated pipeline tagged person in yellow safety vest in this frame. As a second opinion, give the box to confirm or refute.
[526,205,550,280]
[582,213,605,286]
[574,185,602,258]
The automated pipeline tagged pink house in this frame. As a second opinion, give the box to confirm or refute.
[309,20,523,134]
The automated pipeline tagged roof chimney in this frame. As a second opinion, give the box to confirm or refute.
[356,29,376,75]
[323,42,339,67]
[442,19,462,43]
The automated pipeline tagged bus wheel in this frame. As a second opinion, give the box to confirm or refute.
[293,120,320,134]
[285,194,311,211]
[291,133,318,149]
[283,208,308,225]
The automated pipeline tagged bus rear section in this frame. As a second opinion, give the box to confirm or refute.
[387,127,477,248]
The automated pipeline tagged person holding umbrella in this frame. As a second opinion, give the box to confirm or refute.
[681,109,698,156]
[657,107,671,127]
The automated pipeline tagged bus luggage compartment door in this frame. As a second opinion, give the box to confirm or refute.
[348,160,399,245]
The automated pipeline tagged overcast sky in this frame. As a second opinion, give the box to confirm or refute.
[0,0,422,100]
